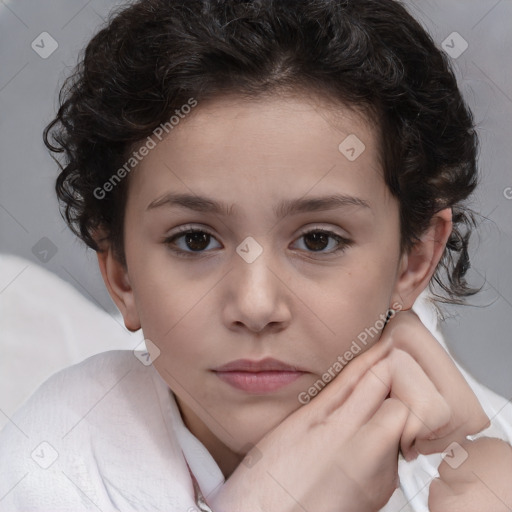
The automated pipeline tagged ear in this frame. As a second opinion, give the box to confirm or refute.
[96,242,141,332]
[390,208,452,311]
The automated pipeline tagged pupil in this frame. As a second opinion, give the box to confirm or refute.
[186,232,209,251]
[183,232,330,252]
[304,232,328,251]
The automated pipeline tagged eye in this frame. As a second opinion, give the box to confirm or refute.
[292,228,352,255]
[163,226,352,258]
[164,227,221,257]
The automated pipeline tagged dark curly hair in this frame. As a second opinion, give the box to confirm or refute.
[44,0,482,308]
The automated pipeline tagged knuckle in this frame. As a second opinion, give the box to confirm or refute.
[385,312,418,345]
[416,397,451,436]
[432,397,452,430]
[389,347,413,365]
[369,357,391,382]
[368,399,408,438]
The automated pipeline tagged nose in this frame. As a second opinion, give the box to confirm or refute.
[222,247,292,334]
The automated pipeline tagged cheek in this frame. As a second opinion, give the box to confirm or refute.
[316,262,395,357]
[126,239,210,333]
[325,258,392,307]
[129,266,218,368]
[134,278,209,349]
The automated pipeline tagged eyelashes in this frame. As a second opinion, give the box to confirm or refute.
[164,227,221,257]
[163,226,353,259]
[293,229,350,254]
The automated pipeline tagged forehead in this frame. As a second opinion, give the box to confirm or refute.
[126,93,392,218]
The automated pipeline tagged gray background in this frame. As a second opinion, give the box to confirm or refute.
[1,1,511,396]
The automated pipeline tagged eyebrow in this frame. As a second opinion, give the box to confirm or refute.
[146,192,371,217]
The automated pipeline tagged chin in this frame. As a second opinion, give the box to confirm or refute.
[213,405,293,452]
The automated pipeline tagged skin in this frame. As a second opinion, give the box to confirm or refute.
[97,92,455,479]
[429,437,512,512]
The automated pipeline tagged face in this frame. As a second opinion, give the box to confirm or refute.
[120,93,408,467]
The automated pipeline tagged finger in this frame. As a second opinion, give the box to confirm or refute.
[329,349,449,461]
[307,327,394,417]
[356,397,409,463]
[415,423,471,456]
[384,311,462,392]
[324,346,451,459]
[383,311,489,437]
[327,356,393,430]
[338,398,409,510]
[384,349,451,456]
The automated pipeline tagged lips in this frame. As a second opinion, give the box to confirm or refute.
[213,358,305,373]
[212,358,307,394]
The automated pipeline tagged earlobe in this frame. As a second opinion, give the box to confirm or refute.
[96,246,141,332]
[391,208,453,311]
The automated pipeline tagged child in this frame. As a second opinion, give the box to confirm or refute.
[1,0,511,510]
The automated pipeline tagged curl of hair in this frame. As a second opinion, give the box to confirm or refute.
[44,0,482,307]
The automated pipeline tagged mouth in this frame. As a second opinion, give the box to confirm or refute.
[211,358,307,394]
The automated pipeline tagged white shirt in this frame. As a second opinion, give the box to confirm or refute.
[0,350,222,511]
[1,347,511,512]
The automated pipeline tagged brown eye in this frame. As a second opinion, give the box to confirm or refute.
[293,229,352,255]
[183,231,210,251]
[164,228,221,256]
[303,232,330,251]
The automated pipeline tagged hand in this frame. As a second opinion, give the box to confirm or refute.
[209,310,489,512]
[429,437,512,512]
[211,349,413,512]
[381,309,490,457]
